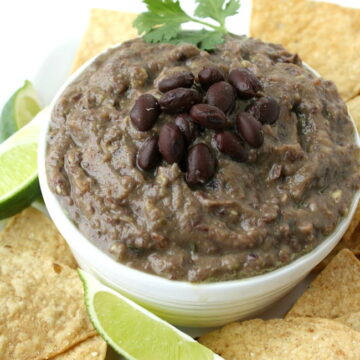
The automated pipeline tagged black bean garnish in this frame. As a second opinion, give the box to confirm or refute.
[198,67,224,89]
[158,122,185,164]
[189,103,227,130]
[206,81,236,113]
[158,71,194,93]
[137,135,161,171]
[228,68,262,99]
[174,113,199,144]
[186,143,216,185]
[236,112,264,148]
[159,88,202,114]
[246,96,280,124]
[130,94,160,131]
[214,131,247,162]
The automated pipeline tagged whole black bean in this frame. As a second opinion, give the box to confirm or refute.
[246,96,280,124]
[159,88,202,114]
[189,104,227,130]
[198,67,224,89]
[137,135,161,171]
[236,112,264,148]
[130,94,160,131]
[228,68,262,99]
[158,122,185,164]
[158,71,194,93]
[174,113,199,144]
[206,81,236,113]
[214,131,247,162]
[186,143,216,185]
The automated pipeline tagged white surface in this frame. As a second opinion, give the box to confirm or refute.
[0,0,252,111]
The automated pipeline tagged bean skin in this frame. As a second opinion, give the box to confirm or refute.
[158,71,194,93]
[186,143,216,185]
[236,112,264,148]
[214,131,247,162]
[229,68,262,99]
[137,135,161,170]
[158,122,185,164]
[198,67,224,89]
[246,96,280,124]
[174,113,199,144]
[130,94,160,131]
[206,81,236,113]
[159,88,202,114]
[189,103,227,130]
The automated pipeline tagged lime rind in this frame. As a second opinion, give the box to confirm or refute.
[0,177,40,219]
[0,91,17,141]
[14,82,42,129]
[0,115,42,219]
[0,80,41,142]
[78,270,218,360]
[3,121,41,148]
[0,170,38,203]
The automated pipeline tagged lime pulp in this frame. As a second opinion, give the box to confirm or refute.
[0,113,43,219]
[79,270,220,360]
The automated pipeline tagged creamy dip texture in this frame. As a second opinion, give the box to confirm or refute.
[46,36,359,282]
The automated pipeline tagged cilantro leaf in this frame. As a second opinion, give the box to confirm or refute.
[194,0,240,27]
[143,23,181,43]
[168,30,225,50]
[133,0,191,42]
[133,0,241,50]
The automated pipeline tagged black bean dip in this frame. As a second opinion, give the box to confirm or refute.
[46,35,359,282]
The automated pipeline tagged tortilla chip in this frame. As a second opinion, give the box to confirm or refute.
[287,249,360,319]
[0,246,96,360]
[348,95,360,132]
[72,9,138,72]
[315,224,360,272]
[336,312,360,333]
[0,207,77,269]
[343,206,360,245]
[52,336,107,360]
[199,317,360,359]
[250,0,360,101]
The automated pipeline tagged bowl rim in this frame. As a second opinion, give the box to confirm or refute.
[38,41,360,290]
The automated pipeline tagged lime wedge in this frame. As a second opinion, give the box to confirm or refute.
[79,270,222,360]
[0,114,42,219]
[0,80,41,142]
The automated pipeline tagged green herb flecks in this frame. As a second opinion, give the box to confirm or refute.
[133,0,240,50]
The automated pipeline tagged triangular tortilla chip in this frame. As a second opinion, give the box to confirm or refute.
[287,249,360,319]
[0,207,77,269]
[72,9,138,72]
[250,0,360,101]
[337,312,360,333]
[0,246,96,360]
[199,317,360,359]
[52,336,107,360]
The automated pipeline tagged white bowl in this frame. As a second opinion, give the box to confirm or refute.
[38,44,360,328]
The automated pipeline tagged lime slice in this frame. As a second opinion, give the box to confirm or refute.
[79,270,222,360]
[0,80,41,142]
[0,115,42,219]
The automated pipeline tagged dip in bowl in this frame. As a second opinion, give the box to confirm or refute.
[39,35,360,326]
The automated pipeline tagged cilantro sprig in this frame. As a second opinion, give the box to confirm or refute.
[133,0,240,50]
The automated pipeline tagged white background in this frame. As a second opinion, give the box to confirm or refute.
[0,0,359,110]
[0,0,252,110]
